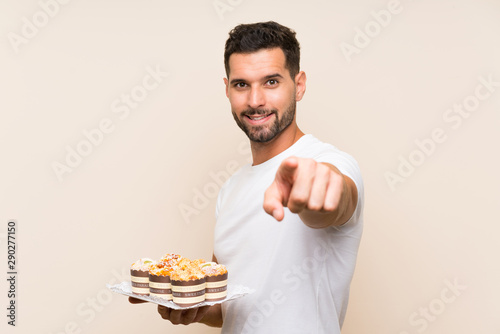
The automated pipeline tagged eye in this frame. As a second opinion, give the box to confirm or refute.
[234,82,247,88]
[266,79,279,86]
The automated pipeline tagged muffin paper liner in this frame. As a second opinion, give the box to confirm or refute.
[107,281,253,310]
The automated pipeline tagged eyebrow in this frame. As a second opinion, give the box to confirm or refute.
[230,73,284,85]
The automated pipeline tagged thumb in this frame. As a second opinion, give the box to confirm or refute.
[263,181,285,221]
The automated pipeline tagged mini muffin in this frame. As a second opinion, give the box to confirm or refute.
[130,258,156,296]
[149,262,174,300]
[170,260,206,307]
[148,255,182,300]
[200,262,228,302]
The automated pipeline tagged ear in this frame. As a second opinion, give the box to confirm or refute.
[223,77,229,98]
[294,71,307,102]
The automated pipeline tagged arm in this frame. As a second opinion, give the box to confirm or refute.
[263,157,358,228]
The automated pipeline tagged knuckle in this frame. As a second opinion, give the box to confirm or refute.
[318,164,330,177]
[307,201,322,211]
[305,159,317,170]
[330,171,342,184]
[291,193,307,206]
[322,203,336,212]
[307,158,316,166]
[288,200,306,213]
[324,198,339,211]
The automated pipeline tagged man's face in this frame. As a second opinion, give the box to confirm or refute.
[224,48,301,143]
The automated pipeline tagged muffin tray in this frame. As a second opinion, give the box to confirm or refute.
[107,281,253,310]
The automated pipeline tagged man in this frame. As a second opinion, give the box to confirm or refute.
[131,21,363,333]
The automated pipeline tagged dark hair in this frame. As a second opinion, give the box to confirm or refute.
[224,21,300,79]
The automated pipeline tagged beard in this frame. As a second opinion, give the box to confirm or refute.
[232,97,296,143]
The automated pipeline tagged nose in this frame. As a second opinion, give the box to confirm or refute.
[247,86,265,109]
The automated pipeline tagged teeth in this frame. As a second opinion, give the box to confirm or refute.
[250,115,268,120]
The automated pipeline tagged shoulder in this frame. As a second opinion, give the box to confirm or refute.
[299,135,362,179]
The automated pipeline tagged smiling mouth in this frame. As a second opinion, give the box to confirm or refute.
[244,113,274,126]
[246,114,271,121]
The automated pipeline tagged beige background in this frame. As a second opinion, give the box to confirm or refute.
[1,0,499,333]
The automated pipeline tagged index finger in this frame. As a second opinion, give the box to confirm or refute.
[263,182,285,221]
[278,157,299,181]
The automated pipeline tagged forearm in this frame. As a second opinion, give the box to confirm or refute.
[199,304,223,328]
[299,165,358,228]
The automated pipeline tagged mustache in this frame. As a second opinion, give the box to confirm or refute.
[241,108,277,117]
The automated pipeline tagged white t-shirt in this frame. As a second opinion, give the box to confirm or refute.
[214,134,364,334]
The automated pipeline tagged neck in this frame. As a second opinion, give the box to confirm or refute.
[250,123,304,165]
